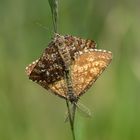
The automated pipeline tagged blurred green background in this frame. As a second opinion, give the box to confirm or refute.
[0,0,140,140]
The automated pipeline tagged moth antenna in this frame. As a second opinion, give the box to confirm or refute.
[35,22,55,35]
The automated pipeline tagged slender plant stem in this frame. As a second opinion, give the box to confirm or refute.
[66,100,76,140]
[64,68,76,140]
[72,102,77,123]
[48,0,58,32]
[48,1,76,140]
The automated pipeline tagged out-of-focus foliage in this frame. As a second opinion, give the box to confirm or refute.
[0,0,140,140]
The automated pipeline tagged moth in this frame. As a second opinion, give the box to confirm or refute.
[26,33,112,103]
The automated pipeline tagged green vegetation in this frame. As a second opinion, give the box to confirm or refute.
[0,0,140,140]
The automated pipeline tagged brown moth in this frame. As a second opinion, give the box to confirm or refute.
[26,34,112,102]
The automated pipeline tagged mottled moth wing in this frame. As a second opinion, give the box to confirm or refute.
[71,49,112,96]
[26,34,112,99]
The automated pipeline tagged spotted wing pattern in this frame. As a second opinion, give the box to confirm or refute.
[27,42,65,84]
[26,34,112,99]
[49,49,112,98]
[71,49,112,96]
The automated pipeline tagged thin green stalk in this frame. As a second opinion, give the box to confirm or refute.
[48,0,58,32]
[72,102,77,123]
[48,1,76,140]
[66,100,76,140]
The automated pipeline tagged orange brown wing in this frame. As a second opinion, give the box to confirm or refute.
[71,49,112,97]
